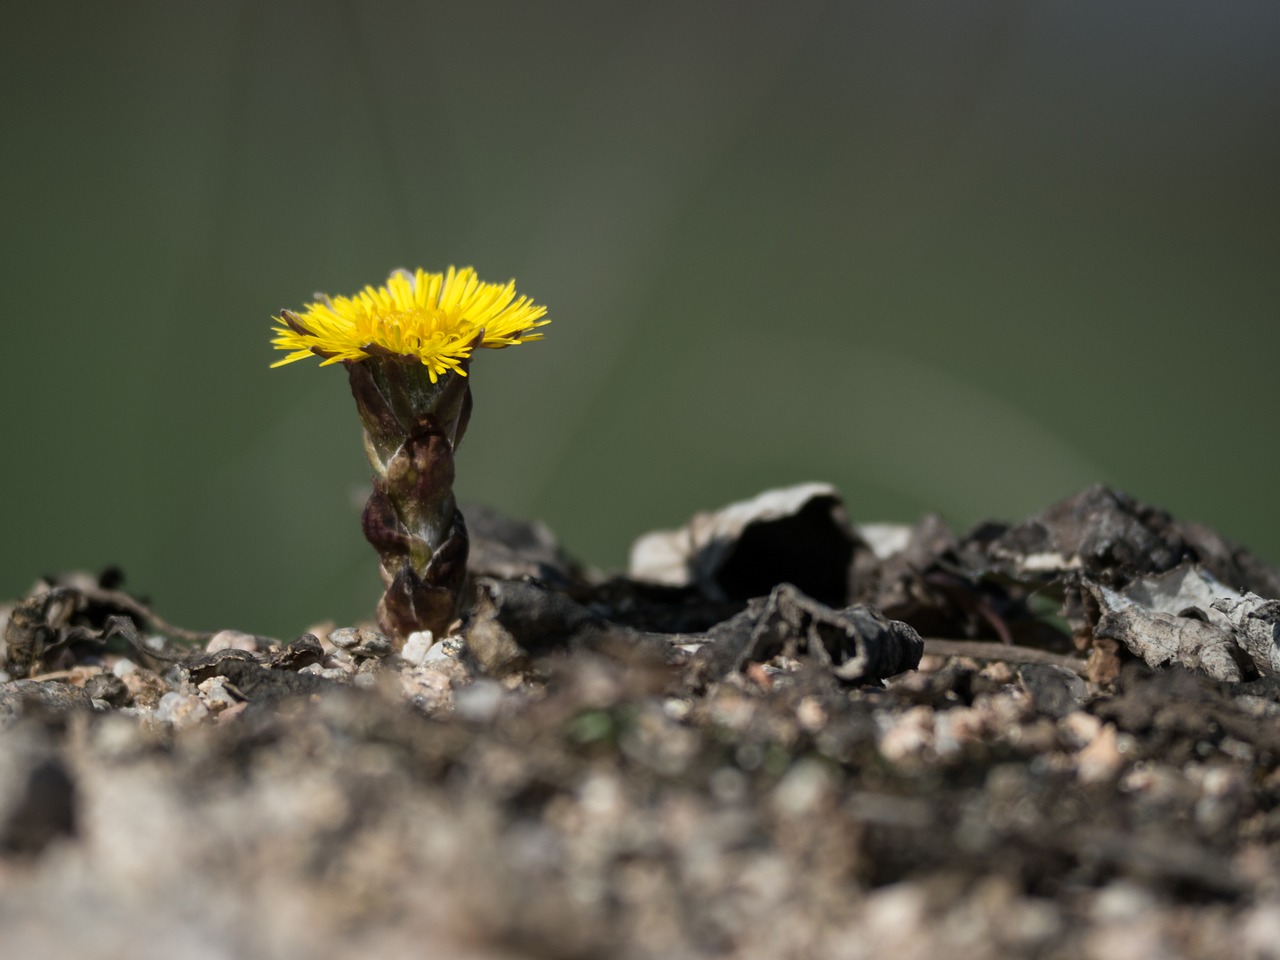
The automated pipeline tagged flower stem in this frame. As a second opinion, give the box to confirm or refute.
[347,359,473,641]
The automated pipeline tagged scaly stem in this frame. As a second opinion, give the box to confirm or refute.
[347,358,474,642]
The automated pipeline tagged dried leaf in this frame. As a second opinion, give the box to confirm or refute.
[629,483,858,606]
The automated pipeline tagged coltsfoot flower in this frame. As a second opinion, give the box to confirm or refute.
[272,267,549,642]
[271,266,548,380]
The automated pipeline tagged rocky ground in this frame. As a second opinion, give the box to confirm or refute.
[3,484,1280,959]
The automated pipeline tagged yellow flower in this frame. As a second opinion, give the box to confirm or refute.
[271,266,549,381]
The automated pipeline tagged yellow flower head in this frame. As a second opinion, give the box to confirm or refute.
[271,266,548,381]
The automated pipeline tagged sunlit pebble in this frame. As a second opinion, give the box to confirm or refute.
[932,705,988,758]
[155,692,209,729]
[454,679,504,723]
[791,696,825,733]
[299,662,351,681]
[744,662,773,690]
[1118,764,1184,805]
[1059,710,1102,751]
[217,702,248,724]
[1242,901,1280,958]
[399,668,452,713]
[579,772,623,818]
[432,638,466,661]
[663,697,692,722]
[326,626,393,657]
[1190,764,1246,832]
[877,705,935,763]
[350,632,393,659]
[853,883,930,951]
[84,713,143,758]
[1091,880,1157,922]
[1235,694,1280,719]
[708,688,756,732]
[978,661,1017,685]
[1190,764,1243,798]
[196,677,239,714]
[205,630,259,654]
[771,758,836,818]
[1084,910,1172,960]
[1076,724,1127,784]
[399,631,435,666]
[1219,737,1255,763]
[327,627,362,649]
[988,687,1034,726]
[709,767,748,805]
[915,654,951,673]
[119,666,166,707]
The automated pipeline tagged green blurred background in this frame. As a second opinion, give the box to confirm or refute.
[3,1,1277,637]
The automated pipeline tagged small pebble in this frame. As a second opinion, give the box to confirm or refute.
[454,680,504,723]
[328,627,361,649]
[155,692,209,729]
[877,705,935,763]
[1060,710,1102,750]
[663,698,692,721]
[772,758,836,818]
[84,672,130,708]
[1077,723,1126,783]
[709,766,749,805]
[197,677,240,714]
[351,632,392,659]
[206,630,260,654]
[300,663,352,682]
[424,640,458,663]
[329,627,393,658]
[1091,881,1156,922]
[400,631,435,666]
[400,668,452,712]
[795,696,827,733]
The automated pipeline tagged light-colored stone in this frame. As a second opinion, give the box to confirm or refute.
[155,692,209,729]
[206,630,259,654]
[454,680,504,723]
[196,677,240,714]
[1077,723,1125,783]
[399,631,435,666]
[795,696,827,733]
[877,705,935,763]
[1060,710,1102,750]
[771,758,836,818]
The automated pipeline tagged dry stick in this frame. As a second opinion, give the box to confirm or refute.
[922,638,1088,676]
[79,586,213,644]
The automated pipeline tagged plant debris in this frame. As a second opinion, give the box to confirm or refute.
[629,482,858,606]
[3,483,1280,958]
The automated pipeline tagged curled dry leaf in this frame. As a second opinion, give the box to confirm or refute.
[1084,565,1280,682]
[693,582,924,684]
[628,483,859,607]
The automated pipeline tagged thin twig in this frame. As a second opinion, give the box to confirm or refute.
[80,586,213,645]
[923,638,1088,676]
